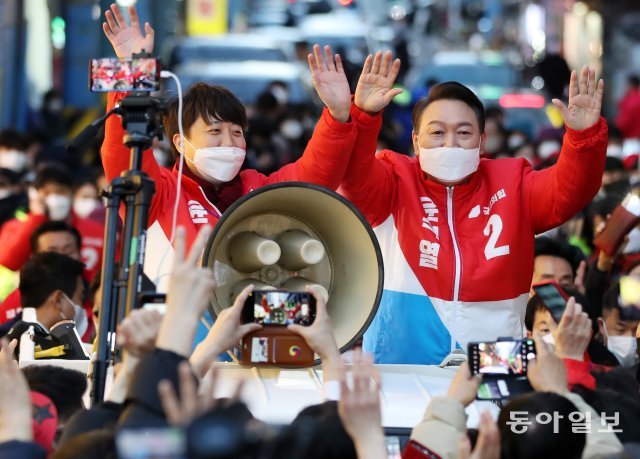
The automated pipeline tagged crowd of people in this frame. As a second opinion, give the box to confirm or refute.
[0,1,640,458]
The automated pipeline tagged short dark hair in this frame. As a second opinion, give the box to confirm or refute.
[534,236,582,275]
[30,221,82,253]
[602,282,621,315]
[412,82,485,133]
[267,402,358,458]
[629,75,640,88]
[22,365,87,422]
[499,392,586,459]
[34,162,73,190]
[524,294,546,332]
[0,128,27,150]
[19,252,84,308]
[50,429,116,459]
[163,83,247,158]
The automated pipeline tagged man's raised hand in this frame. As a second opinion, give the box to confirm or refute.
[552,66,604,131]
[308,44,351,123]
[103,3,155,58]
[354,51,402,115]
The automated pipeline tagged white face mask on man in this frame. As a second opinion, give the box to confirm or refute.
[182,137,245,183]
[60,293,88,337]
[44,194,72,221]
[601,320,639,368]
[418,142,481,183]
[73,198,99,219]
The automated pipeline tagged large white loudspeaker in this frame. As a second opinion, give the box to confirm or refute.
[202,183,383,359]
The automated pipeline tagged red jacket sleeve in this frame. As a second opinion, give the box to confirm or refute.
[246,107,356,189]
[524,118,608,234]
[101,93,167,224]
[0,214,47,271]
[338,104,397,227]
[564,357,596,390]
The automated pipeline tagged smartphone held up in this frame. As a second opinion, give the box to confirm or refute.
[468,338,536,400]
[532,280,569,324]
[241,290,317,326]
[89,57,160,92]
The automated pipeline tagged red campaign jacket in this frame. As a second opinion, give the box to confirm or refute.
[101,93,356,287]
[615,89,640,139]
[0,213,104,280]
[341,104,608,364]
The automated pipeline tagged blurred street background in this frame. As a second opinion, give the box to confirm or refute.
[1,0,639,175]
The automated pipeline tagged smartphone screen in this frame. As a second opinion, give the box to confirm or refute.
[89,57,160,92]
[469,340,536,376]
[532,281,568,324]
[242,290,316,326]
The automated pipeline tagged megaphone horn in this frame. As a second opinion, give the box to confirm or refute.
[202,182,384,362]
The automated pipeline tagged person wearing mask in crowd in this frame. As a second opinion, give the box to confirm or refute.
[0,252,85,361]
[0,168,28,229]
[332,50,606,364]
[0,163,104,279]
[615,75,640,140]
[0,129,30,176]
[482,107,509,159]
[598,283,639,371]
[101,4,356,288]
[0,168,29,301]
[72,179,105,224]
[0,221,95,342]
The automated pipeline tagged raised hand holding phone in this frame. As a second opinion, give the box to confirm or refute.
[552,296,592,361]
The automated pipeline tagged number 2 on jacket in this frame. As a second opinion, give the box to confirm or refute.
[483,214,510,260]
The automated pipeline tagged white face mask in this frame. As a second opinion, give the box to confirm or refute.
[44,194,72,221]
[0,150,28,172]
[537,140,561,160]
[607,336,638,368]
[508,135,526,150]
[601,321,639,368]
[0,189,13,200]
[607,144,624,159]
[418,143,480,183]
[542,333,556,346]
[73,198,98,219]
[62,293,88,337]
[280,119,303,140]
[183,138,245,183]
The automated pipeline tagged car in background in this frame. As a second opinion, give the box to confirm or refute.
[482,91,554,140]
[298,11,374,64]
[407,50,523,93]
[164,34,294,70]
[168,61,313,107]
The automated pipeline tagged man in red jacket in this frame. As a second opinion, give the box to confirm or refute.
[336,52,607,364]
[101,4,355,289]
[0,163,104,281]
